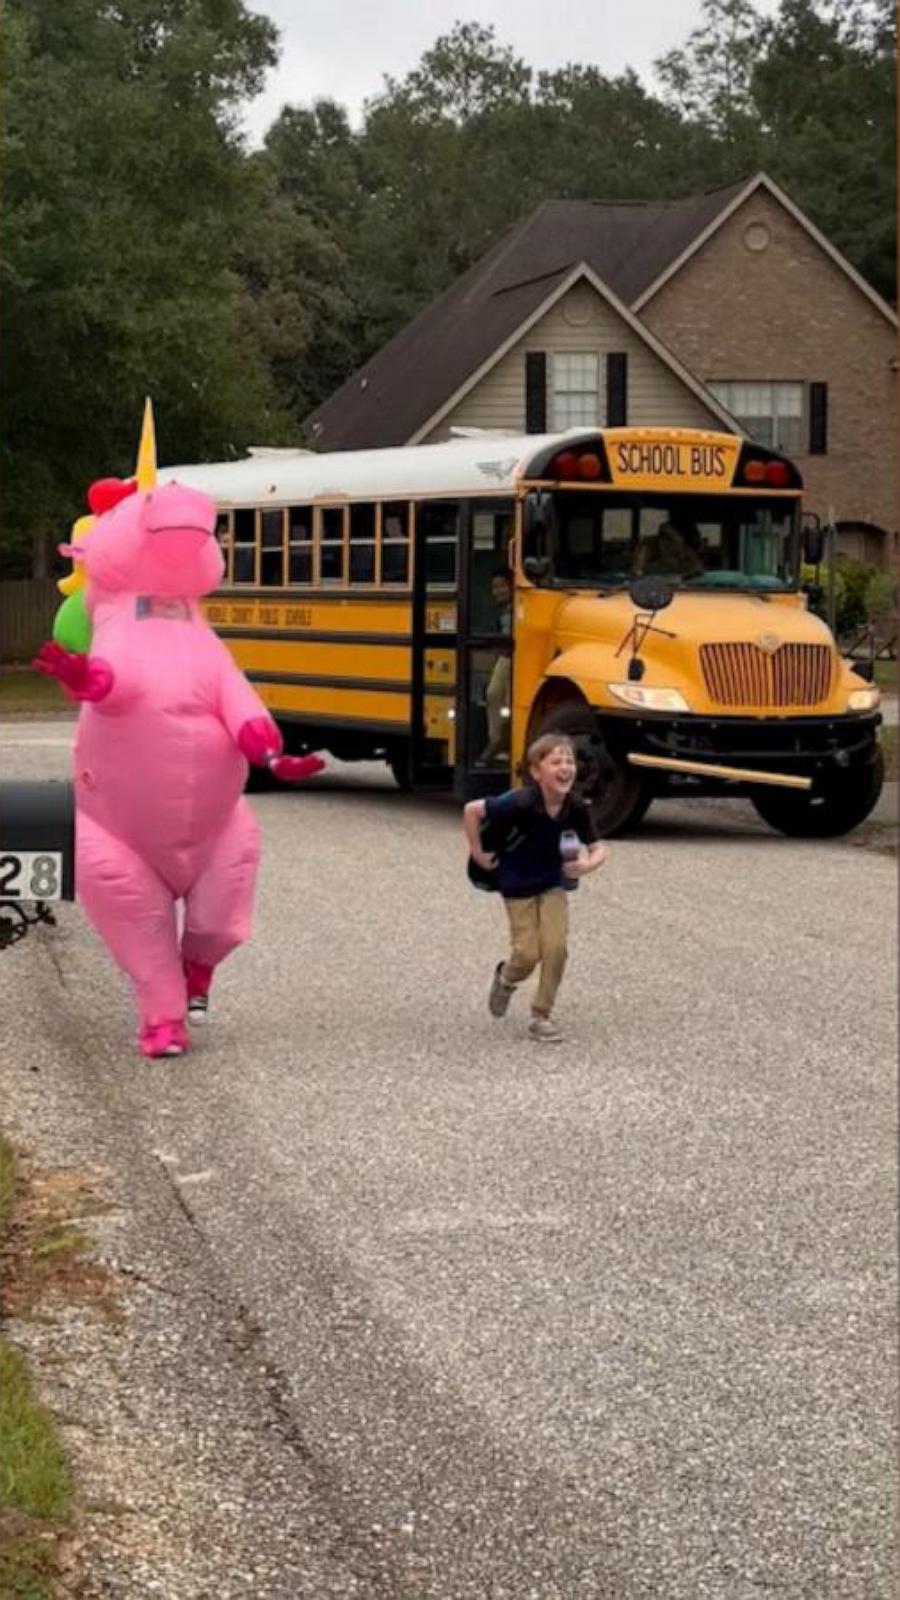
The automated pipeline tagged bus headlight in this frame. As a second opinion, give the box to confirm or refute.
[609,684,691,712]
[848,685,881,713]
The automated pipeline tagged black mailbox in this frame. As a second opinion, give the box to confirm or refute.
[0,781,75,905]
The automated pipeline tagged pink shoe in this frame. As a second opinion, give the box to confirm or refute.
[183,960,213,1026]
[139,1020,189,1059]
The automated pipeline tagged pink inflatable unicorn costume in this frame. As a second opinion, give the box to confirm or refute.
[35,403,323,1059]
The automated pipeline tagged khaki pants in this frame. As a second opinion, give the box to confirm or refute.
[502,889,569,1017]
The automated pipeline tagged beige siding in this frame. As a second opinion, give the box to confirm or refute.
[421,281,724,443]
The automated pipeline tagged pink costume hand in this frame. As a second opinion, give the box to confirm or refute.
[236,715,284,765]
[236,718,325,782]
[268,753,326,784]
[32,641,113,703]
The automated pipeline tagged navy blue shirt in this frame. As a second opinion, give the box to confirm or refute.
[483,785,597,899]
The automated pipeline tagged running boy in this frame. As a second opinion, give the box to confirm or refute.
[463,732,607,1042]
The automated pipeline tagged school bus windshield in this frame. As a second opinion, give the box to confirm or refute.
[545,492,799,592]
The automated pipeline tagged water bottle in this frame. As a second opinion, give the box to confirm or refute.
[560,829,581,863]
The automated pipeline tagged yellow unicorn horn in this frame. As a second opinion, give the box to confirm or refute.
[135,396,157,490]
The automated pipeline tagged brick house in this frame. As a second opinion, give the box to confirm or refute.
[305,173,898,565]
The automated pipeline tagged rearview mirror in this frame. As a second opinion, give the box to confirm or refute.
[523,490,557,553]
[523,555,551,581]
[629,577,675,613]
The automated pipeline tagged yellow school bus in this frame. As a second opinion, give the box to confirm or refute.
[160,427,883,837]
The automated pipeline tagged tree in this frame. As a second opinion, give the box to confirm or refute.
[752,0,896,299]
[0,0,287,576]
[655,0,765,170]
[380,21,532,123]
[654,0,896,300]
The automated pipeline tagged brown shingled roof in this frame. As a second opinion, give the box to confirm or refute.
[305,179,750,451]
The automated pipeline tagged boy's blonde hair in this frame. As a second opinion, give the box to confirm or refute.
[517,731,575,779]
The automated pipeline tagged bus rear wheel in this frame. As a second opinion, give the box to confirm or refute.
[750,748,884,838]
[536,706,651,837]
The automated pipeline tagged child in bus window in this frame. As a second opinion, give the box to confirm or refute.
[463,732,607,1042]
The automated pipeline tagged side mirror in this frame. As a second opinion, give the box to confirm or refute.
[629,577,675,613]
[851,660,874,682]
[802,524,825,566]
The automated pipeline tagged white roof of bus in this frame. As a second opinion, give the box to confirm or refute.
[157,427,731,507]
[157,431,580,505]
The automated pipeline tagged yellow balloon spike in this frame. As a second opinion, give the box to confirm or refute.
[57,514,95,595]
[135,396,158,490]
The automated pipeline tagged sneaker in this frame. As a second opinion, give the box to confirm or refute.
[184,960,213,1027]
[187,993,209,1026]
[139,1020,189,1059]
[488,962,515,1018]
[528,1015,563,1043]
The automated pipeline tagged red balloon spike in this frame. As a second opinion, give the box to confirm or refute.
[87,477,138,515]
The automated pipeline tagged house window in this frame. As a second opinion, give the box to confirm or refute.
[552,353,599,429]
[708,381,805,456]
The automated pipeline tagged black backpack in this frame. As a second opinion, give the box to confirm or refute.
[466,801,529,893]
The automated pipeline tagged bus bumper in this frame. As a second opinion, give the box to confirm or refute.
[606,711,882,794]
[628,752,812,789]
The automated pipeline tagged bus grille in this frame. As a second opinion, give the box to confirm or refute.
[700,643,834,708]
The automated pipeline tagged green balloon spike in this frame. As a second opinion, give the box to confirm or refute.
[52,591,92,655]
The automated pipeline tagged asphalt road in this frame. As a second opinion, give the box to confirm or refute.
[0,719,896,1598]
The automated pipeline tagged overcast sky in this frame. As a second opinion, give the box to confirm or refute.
[240,0,780,145]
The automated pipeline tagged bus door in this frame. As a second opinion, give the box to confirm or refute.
[409,500,460,787]
[455,500,515,799]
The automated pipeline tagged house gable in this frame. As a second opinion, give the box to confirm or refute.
[415,264,738,445]
[639,186,898,533]
[634,172,897,327]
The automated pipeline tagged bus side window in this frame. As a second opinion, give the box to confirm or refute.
[215,513,233,582]
[349,502,376,584]
[260,509,285,586]
[288,506,312,585]
[381,501,410,585]
[233,508,256,585]
[470,506,513,632]
[419,501,458,588]
[319,506,346,584]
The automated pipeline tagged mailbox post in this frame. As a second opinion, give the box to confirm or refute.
[0,781,75,948]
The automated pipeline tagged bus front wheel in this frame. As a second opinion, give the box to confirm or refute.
[750,748,884,838]
[536,707,651,837]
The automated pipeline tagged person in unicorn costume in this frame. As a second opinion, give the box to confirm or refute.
[34,402,323,1059]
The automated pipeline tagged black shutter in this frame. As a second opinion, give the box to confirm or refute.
[808,382,828,455]
[525,351,547,433]
[606,352,628,426]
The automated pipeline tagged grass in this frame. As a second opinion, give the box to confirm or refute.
[0,668,69,715]
[0,1137,74,1599]
[872,657,899,694]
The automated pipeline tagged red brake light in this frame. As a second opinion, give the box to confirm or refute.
[765,461,790,487]
[552,451,578,478]
[578,452,602,480]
